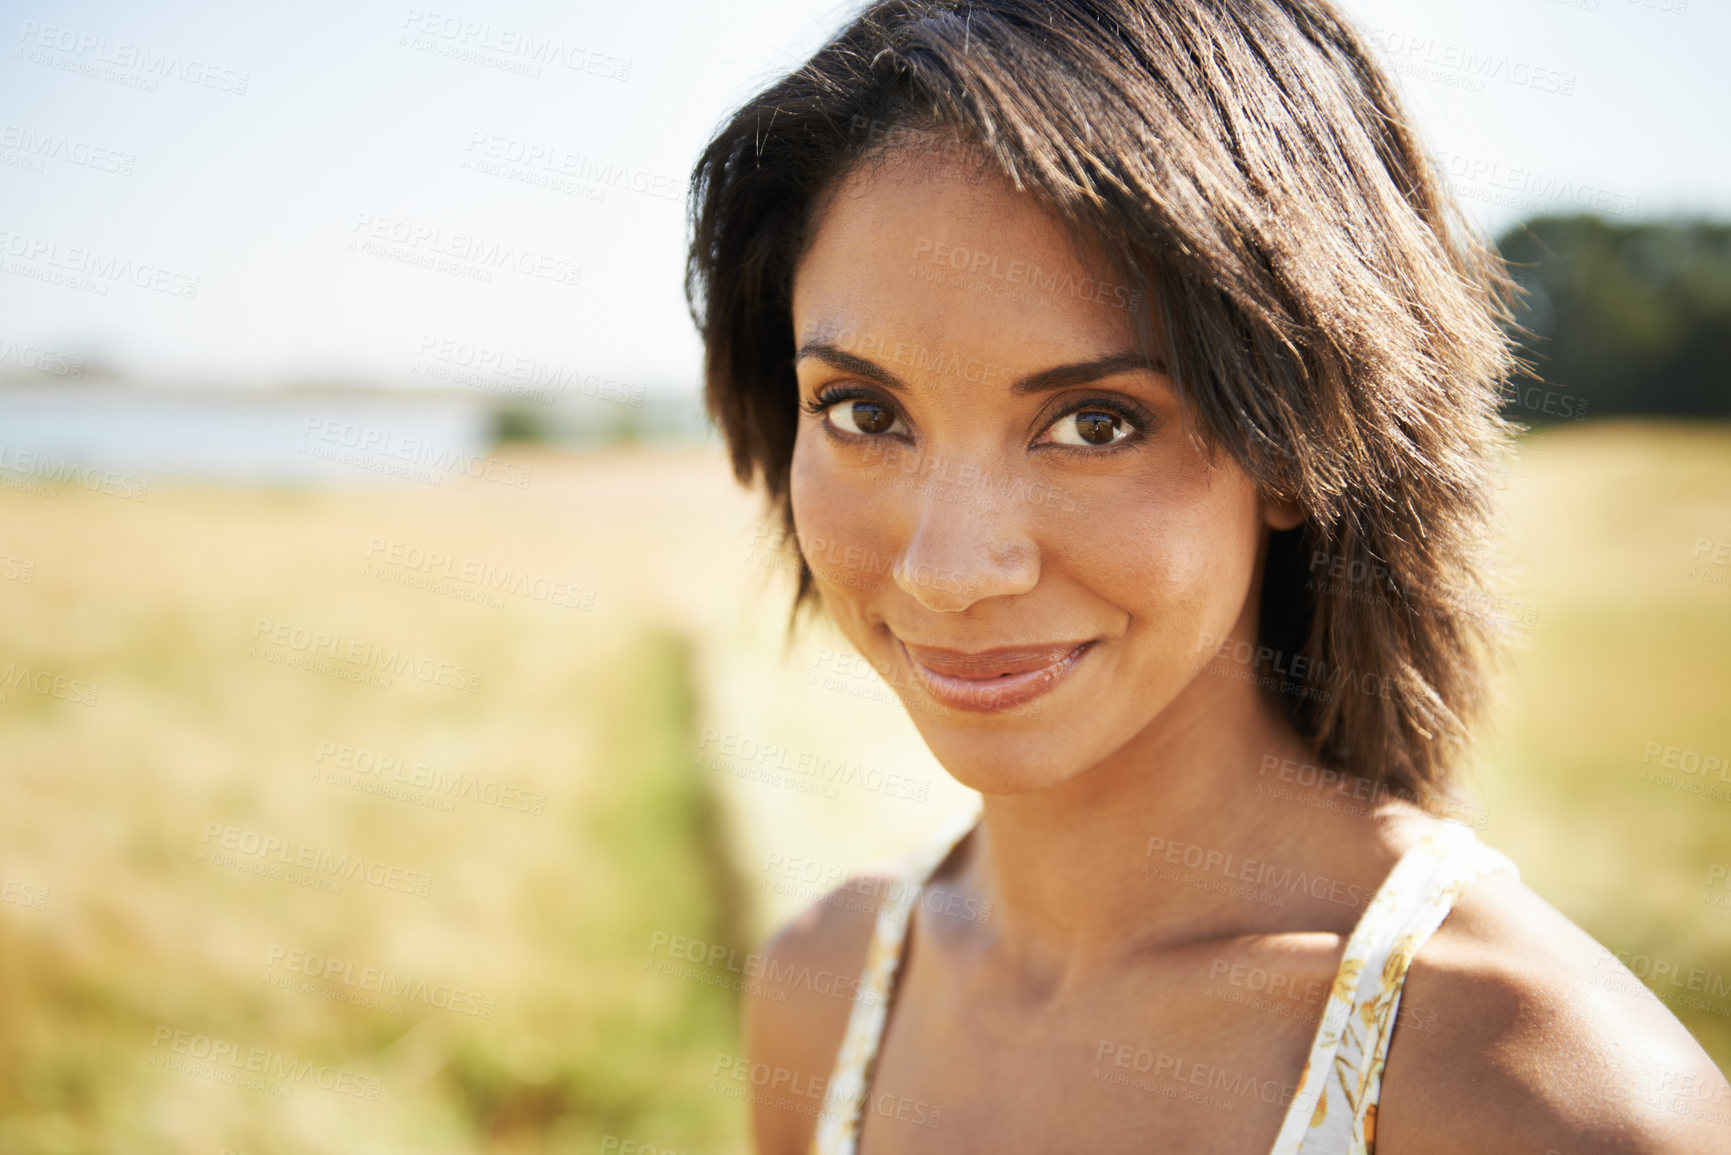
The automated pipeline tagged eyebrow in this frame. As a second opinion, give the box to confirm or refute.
[792,340,1168,397]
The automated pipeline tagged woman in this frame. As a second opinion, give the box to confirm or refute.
[685,1,1731,1152]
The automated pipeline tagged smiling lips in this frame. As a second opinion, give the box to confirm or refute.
[898,639,1095,713]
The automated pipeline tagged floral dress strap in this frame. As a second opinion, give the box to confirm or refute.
[1266,820,1521,1155]
[808,800,984,1155]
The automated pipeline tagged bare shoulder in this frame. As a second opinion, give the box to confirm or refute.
[1377,866,1731,1154]
[740,871,893,1155]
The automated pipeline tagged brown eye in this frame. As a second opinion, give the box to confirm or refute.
[1076,412,1119,444]
[1046,408,1131,447]
[829,399,903,436]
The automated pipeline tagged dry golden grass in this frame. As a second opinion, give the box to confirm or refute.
[0,421,1724,1152]
[0,447,763,1154]
[1476,420,1731,1065]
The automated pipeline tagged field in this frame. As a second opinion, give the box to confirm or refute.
[0,420,1726,1152]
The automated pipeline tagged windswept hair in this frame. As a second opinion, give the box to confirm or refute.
[685,0,1520,805]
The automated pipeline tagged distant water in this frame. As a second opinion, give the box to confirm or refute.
[0,386,702,492]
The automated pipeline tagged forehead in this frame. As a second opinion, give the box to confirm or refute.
[791,144,1143,368]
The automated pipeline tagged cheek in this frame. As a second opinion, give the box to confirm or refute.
[789,429,902,596]
[1052,464,1262,634]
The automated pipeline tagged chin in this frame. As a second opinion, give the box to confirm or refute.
[904,714,1091,796]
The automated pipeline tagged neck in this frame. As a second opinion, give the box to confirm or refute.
[947,672,1383,995]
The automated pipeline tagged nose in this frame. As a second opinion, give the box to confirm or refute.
[891,466,1041,611]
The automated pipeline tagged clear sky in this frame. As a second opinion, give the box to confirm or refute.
[1,0,1725,395]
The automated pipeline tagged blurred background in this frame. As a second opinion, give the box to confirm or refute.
[1,0,1727,1150]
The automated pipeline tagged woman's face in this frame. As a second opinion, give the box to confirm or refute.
[789,145,1297,795]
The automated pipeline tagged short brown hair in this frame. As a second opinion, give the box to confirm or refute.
[685,0,1519,806]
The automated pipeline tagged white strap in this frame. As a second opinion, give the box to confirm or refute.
[1267,822,1519,1154]
[809,801,982,1154]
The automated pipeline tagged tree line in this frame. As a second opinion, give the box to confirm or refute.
[1496,216,1731,420]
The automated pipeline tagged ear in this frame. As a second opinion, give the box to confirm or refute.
[1261,492,1306,532]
